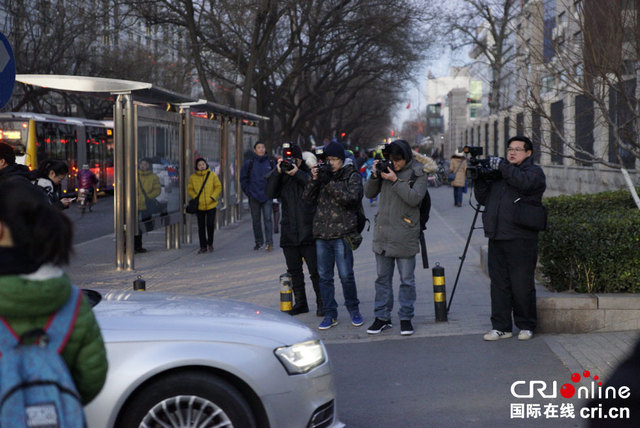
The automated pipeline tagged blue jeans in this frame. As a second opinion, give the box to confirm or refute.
[453,186,464,206]
[316,239,360,319]
[374,253,417,321]
[248,197,273,246]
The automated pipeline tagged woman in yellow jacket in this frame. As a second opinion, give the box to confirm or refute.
[188,157,222,253]
[136,158,161,253]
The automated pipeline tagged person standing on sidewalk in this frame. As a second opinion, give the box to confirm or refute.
[364,140,430,336]
[266,144,322,316]
[240,141,275,251]
[449,149,467,207]
[474,135,546,341]
[188,157,222,254]
[303,141,364,330]
[135,158,161,253]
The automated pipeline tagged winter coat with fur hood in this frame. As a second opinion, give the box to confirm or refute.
[364,143,436,258]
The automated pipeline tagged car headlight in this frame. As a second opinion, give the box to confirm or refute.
[274,340,326,375]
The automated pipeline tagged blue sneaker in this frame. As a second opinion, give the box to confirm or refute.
[318,316,338,330]
[350,311,363,327]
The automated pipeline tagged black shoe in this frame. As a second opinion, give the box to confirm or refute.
[253,244,262,250]
[134,247,147,254]
[288,304,310,316]
[208,245,213,252]
[367,318,392,334]
[198,248,207,254]
[400,320,414,336]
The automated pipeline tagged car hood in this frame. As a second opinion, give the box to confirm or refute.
[90,290,317,347]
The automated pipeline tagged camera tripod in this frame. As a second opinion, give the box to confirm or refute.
[446,187,485,313]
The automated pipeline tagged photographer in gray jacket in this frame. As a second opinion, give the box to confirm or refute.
[364,140,431,336]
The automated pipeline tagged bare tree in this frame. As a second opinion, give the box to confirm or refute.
[126,0,436,148]
[442,0,519,114]
[519,0,640,208]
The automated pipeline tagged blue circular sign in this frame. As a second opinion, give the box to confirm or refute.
[0,32,16,109]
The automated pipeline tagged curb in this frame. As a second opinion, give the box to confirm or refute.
[480,245,640,334]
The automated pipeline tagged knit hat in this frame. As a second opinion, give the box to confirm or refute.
[289,144,303,160]
[324,141,345,161]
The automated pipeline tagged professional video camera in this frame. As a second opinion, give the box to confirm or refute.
[281,142,295,172]
[314,147,332,182]
[463,146,501,181]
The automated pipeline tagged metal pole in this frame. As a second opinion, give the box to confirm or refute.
[235,119,243,222]
[446,206,481,312]
[124,95,136,270]
[114,96,125,270]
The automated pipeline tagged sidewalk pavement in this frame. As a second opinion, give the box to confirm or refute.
[67,184,639,381]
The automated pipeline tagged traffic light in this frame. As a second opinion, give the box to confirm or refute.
[340,132,346,138]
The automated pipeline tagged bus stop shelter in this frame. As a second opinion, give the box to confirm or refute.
[16,75,268,271]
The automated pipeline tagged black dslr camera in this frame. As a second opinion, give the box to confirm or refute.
[464,146,501,181]
[375,144,392,173]
[314,147,332,182]
[281,142,295,172]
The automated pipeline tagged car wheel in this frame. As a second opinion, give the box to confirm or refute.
[117,371,257,428]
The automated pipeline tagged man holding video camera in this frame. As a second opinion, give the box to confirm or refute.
[364,140,429,336]
[474,135,546,341]
[266,143,322,316]
[303,141,364,330]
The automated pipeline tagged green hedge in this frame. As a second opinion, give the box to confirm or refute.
[539,189,640,293]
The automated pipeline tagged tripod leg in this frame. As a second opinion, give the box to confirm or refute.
[446,206,481,313]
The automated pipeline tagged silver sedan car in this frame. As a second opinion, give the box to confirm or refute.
[83,290,344,428]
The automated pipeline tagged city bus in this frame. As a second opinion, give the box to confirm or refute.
[0,112,114,193]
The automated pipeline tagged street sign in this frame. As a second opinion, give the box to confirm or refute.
[0,32,16,109]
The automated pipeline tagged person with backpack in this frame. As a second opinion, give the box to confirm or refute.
[0,178,108,425]
[240,141,276,251]
[364,139,432,336]
[266,144,322,316]
[303,140,364,330]
[188,157,222,254]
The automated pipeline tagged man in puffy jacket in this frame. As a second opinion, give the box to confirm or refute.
[364,140,430,336]
[474,135,546,342]
[240,141,275,251]
[266,144,321,316]
[303,141,363,330]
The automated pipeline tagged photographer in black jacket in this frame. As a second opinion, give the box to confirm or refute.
[474,136,546,342]
[266,144,322,316]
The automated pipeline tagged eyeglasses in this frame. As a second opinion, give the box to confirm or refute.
[507,147,527,153]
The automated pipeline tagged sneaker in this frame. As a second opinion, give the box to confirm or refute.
[318,316,338,330]
[400,320,414,336]
[483,329,513,341]
[350,311,363,327]
[367,318,392,334]
[253,244,262,251]
[265,244,273,251]
[518,330,533,341]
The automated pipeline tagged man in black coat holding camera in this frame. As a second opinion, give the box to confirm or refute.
[266,144,322,316]
[474,135,546,342]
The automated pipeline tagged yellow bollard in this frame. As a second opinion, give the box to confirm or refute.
[432,263,447,322]
[280,273,293,312]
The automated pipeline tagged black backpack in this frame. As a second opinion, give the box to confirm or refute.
[409,172,431,231]
[409,172,431,268]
